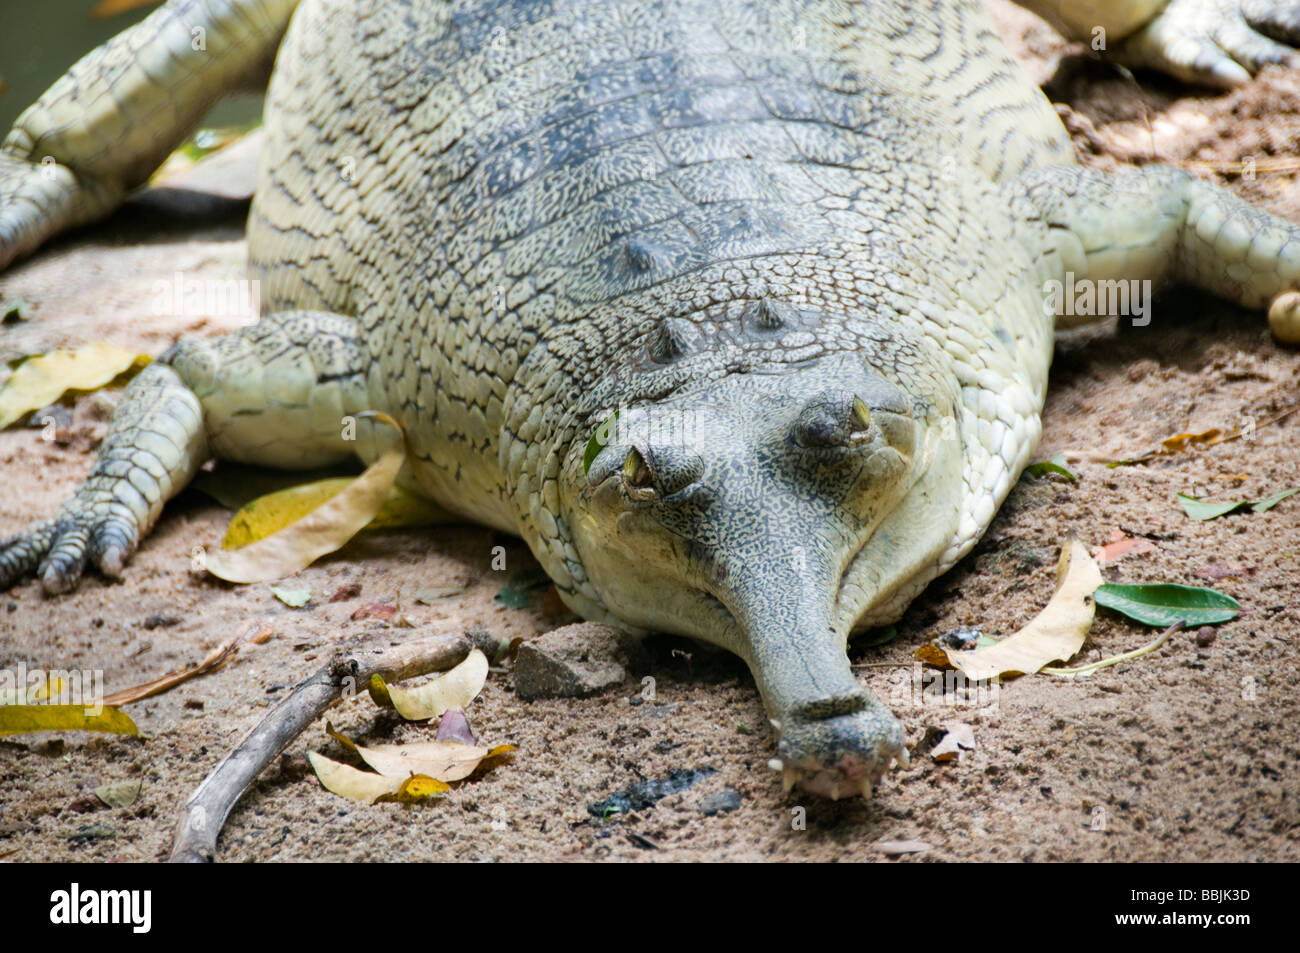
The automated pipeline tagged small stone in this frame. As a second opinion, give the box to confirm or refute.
[513,622,648,700]
[698,789,743,816]
[142,613,182,630]
[1195,626,1217,647]
[329,582,363,602]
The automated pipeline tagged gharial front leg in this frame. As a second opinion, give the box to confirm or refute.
[0,0,299,270]
[0,310,370,594]
[1008,162,1300,342]
[1016,0,1300,87]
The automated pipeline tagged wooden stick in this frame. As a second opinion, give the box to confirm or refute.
[169,631,471,863]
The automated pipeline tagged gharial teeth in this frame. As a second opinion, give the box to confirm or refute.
[858,778,875,800]
[895,748,911,769]
[781,767,799,793]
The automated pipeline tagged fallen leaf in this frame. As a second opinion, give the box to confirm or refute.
[435,709,476,745]
[103,622,270,706]
[192,463,358,511]
[306,751,448,804]
[1161,429,1221,452]
[1091,529,1156,565]
[328,726,514,782]
[934,539,1102,680]
[270,585,312,608]
[1179,487,1299,520]
[372,649,489,720]
[204,414,406,583]
[0,342,150,429]
[1023,454,1077,482]
[329,582,362,602]
[351,602,395,621]
[414,583,470,603]
[583,409,620,476]
[930,723,976,762]
[1094,583,1240,627]
[1193,563,1252,581]
[93,779,142,809]
[91,0,162,17]
[220,478,446,549]
[0,706,138,737]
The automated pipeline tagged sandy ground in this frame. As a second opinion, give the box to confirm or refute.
[1,2,1298,862]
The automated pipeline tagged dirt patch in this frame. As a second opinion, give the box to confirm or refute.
[1,4,1297,862]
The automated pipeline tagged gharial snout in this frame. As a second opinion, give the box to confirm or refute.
[574,354,933,801]
[773,690,909,801]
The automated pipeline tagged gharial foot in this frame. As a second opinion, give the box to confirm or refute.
[1117,0,1300,87]
[0,362,208,595]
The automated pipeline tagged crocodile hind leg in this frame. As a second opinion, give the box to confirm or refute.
[0,0,299,270]
[0,310,371,594]
[1010,163,1300,342]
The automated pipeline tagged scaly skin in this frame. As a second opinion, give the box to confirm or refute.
[3,0,1300,800]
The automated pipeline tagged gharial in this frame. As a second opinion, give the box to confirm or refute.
[3,0,1300,800]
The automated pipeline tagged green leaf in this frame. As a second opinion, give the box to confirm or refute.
[1177,493,1248,521]
[1094,583,1240,627]
[1251,487,1299,513]
[1024,454,1077,482]
[1177,488,1298,520]
[270,585,312,608]
[94,779,142,808]
[582,410,620,476]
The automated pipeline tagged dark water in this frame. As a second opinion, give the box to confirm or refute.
[0,1,262,135]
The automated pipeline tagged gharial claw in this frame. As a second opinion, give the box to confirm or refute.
[0,502,139,595]
[1117,0,1300,89]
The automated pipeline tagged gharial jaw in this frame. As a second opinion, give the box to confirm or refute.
[770,706,912,801]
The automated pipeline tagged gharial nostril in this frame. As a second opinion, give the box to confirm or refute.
[788,691,871,722]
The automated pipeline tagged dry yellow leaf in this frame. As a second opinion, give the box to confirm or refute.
[221,480,447,549]
[205,415,406,583]
[0,342,149,429]
[939,539,1102,681]
[353,739,515,782]
[306,751,449,804]
[374,648,489,721]
[0,705,139,737]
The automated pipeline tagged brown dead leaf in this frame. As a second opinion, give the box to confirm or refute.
[1161,429,1222,452]
[351,602,396,621]
[936,539,1102,681]
[1091,529,1156,566]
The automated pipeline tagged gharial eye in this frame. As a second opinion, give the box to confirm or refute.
[622,447,657,499]
[850,396,872,439]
